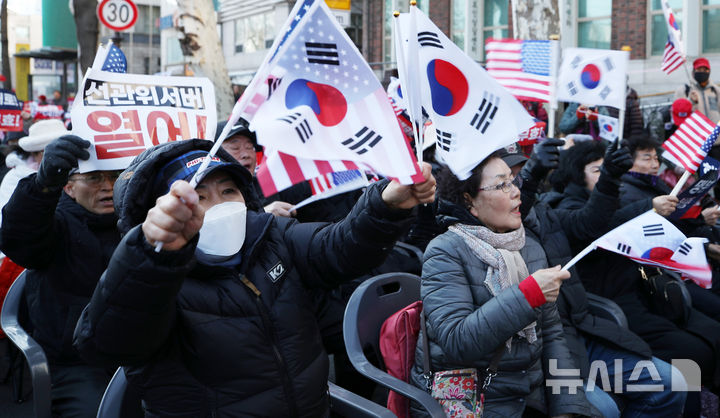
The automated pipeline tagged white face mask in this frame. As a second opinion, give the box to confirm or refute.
[196,201,247,257]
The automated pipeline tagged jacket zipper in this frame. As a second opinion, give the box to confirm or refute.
[241,277,300,417]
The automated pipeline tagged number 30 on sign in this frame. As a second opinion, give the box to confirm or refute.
[97,0,138,32]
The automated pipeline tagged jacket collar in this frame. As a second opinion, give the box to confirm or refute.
[58,192,118,229]
[435,198,482,229]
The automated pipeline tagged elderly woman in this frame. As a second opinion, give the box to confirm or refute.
[410,153,592,417]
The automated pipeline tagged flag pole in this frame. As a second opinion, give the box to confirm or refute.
[562,243,596,271]
[617,108,625,143]
[155,0,316,252]
[670,171,691,196]
[548,35,560,138]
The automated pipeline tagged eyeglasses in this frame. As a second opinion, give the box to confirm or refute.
[478,175,523,193]
[70,171,122,186]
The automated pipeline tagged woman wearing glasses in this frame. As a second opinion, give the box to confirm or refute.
[409,152,592,417]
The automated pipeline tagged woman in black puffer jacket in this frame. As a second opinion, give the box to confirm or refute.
[73,139,436,417]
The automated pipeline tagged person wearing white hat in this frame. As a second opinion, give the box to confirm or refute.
[0,120,69,223]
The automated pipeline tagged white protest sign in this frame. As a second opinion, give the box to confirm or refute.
[72,68,216,172]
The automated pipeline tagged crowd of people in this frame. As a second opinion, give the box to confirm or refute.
[0,57,719,418]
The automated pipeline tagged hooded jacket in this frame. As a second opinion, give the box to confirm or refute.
[0,176,120,364]
[73,139,415,417]
[409,199,592,418]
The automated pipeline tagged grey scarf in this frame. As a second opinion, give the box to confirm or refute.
[449,223,537,348]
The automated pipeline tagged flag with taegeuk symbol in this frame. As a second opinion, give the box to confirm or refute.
[556,48,629,110]
[589,211,712,287]
[236,0,422,194]
[395,8,534,179]
[662,111,717,174]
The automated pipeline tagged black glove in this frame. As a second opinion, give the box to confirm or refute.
[601,141,633,179]
[36,135,91,189]
[520,137,564,182]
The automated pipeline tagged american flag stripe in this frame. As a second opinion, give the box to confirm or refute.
[485,39,552,103]
[661,41,685,74]
[662,111,717,173]
[256,150,364,197]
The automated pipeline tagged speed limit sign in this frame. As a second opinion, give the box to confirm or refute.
[97,0,138,31]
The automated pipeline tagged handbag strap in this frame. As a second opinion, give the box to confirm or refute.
[420,308,506,393]
[481,345,506,392]
[419,308,432,389]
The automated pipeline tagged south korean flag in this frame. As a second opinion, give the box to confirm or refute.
[557,48,629,110]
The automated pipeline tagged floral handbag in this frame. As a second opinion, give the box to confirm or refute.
[420,311,505,418]
[430,368,484,417]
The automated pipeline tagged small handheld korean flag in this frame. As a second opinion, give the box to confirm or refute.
[557,48,629,110]
[396,9,534,179]
[241,0,422,191]
[598,114,619,142]
[564,211,712,287]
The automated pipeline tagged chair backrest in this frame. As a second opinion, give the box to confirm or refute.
[97,368,127,418]
[328,381,395,417]
[586,293,629,329]
[96,367,143,418]
[0,271,52,418]
[343,273,445,417]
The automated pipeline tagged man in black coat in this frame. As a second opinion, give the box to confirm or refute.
[0,135,120,417]
[73,139,435,417]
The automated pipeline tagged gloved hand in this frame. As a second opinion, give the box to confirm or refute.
[36,135,91,188]
[521,138,564,182]
[601,141,633,179]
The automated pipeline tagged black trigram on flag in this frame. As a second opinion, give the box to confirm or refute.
[599,85,612,100]
[342,127,382,155]
[567,81,578,96]
[418,31,443,48]
[570,55,582,69]
[279,113,313,143]
[616,243,632,255]
[435,130,453,152]
[678,242,693,256]
[642,223,665,237]
[305,42,340,65]
[603,57,615,71]
[267,77,282,99]
[470,92,500,133]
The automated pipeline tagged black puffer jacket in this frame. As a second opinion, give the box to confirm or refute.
[523,204,652,379]
[0,176,120,364]
[73,140,414,417]
[410,199,592,417]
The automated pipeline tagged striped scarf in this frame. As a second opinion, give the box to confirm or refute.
[449,223,537,348]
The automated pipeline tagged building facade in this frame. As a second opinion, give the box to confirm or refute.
[158,0,720,101]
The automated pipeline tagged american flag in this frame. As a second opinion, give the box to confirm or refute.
[661,1,685,75]
[101,44,127,73]
[661,39,685,74]
[257,149,370,196]
[309,169,364,195]
[662,111,717,173]
[485,38,553,103]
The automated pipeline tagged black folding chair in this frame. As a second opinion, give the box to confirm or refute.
[343,272,445,417]
[0,271,51,418]
[97,367,393,418]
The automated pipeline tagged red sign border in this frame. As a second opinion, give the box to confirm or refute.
[97,0,139,32]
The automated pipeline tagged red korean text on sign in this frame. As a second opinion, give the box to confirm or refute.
[87,110,145,159]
